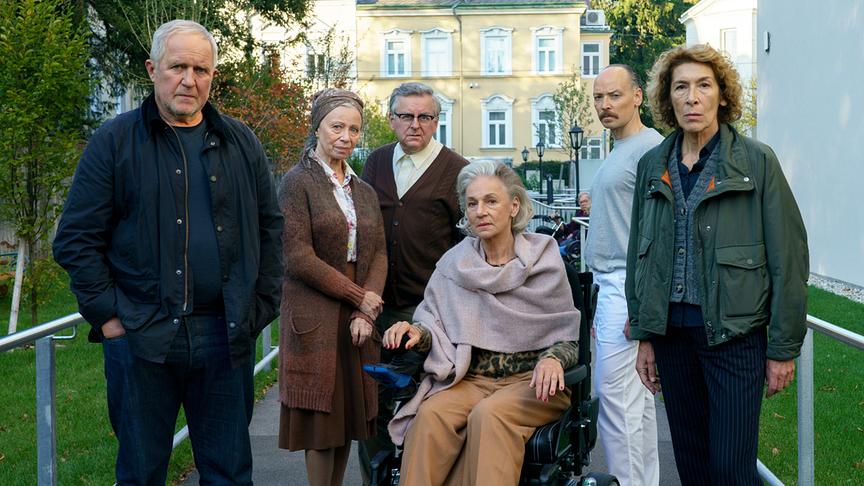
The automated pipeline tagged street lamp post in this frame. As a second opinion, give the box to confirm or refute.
[569,125,584,193]
[535,141,546,195]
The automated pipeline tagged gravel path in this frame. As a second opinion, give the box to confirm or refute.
[809,274,864,304]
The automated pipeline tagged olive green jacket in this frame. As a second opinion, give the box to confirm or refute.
[625,124,809,361]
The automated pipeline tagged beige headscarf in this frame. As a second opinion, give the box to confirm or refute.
[305,88,364,150]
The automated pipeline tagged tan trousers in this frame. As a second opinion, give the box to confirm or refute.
[399,371,571,486]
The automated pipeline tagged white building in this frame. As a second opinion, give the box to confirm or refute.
[251,0,357,85]
[757,0,864,288]
[679,0,757,85]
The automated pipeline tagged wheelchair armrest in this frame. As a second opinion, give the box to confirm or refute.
[563,365,588,386]
[363,364,413,389]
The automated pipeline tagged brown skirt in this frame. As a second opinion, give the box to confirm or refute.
[279,263,376,451]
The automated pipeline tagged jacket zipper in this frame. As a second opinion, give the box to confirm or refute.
[166,125,191,312]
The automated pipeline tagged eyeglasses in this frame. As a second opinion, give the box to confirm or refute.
[391,112,438,124]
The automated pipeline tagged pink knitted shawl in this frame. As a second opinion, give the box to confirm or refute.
[389,233,580,445]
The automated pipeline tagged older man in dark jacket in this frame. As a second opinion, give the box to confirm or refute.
[53,20,282,485]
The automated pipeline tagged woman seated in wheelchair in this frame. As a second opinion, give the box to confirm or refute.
[382,160,580,485]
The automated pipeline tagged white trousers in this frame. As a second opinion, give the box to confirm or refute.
[592,270,659,486]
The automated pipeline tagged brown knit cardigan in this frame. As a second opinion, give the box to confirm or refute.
[278,153,387,418]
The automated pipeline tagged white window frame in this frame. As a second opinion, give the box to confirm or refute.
[480,27,513,76]
[720,28,737,58]
[420,29,453,77]
[581,42,601,77]
[433,93,454,148]
[532,26,564,75]
[481,94,514,149]
[381,29,412,78]
[580,137,603,160]
[531,94,560,148]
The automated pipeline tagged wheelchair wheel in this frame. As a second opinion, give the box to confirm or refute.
[579,472,619,486]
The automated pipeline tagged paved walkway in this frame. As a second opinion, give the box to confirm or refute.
[182,386,681,485]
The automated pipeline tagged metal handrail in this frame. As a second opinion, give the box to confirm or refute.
[756,315,864,486]
[806,315,864,350]
[2,314,278,485]
[0,313,84,352]
[530,197,589,272]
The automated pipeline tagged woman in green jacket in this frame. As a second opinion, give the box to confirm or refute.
[626,44,808,485]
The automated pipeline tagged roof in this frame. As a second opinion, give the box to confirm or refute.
[357,0,583,8]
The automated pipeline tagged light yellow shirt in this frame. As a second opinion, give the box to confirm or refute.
[392,138,443,198]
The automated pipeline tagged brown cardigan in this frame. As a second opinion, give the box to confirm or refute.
[362,143,467,307]
[278,153,387,417]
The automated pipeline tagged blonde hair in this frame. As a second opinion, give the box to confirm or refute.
[647,44,743,129]
[455,161,534,235]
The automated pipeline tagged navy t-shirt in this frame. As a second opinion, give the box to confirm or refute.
[174,120,224,313]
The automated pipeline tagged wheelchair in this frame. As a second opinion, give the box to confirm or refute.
[364,261,618,486]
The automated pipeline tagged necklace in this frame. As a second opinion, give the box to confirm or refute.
[486,256,515,267]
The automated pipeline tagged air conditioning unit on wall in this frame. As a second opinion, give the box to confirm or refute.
[583,9,606,27]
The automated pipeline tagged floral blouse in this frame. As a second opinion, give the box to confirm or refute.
[312,151,358,262]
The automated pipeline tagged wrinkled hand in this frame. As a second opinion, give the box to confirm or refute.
[382,321,422,350]
[530,357,565,402]
[636,340,660,394]
[765,359,795,397]
[101,317,125,339]
[349,318,373,347]
[358,291,384,319]
[623,318,631,340]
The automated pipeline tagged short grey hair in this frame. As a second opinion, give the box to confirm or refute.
[388,82,441,116]
[456,161,534,235]
[150,20,218,67]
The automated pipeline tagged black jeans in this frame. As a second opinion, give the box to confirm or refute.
[102,315,254,485]
[652,326,766,486]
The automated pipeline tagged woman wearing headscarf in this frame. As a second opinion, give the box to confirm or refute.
[278,88,387,485]
[627,44,808,484]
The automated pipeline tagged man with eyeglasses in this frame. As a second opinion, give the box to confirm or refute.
[359,82,468,484]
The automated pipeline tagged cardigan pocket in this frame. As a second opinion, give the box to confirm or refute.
[286,307,323,335]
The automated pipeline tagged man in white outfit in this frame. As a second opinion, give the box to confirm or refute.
[584,64,662,486]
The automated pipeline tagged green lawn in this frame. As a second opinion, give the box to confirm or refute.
[0,280,279,485]
[758,287,864,484]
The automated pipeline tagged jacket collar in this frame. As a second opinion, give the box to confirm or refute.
[649,124,752,190]
[141,93,227,138]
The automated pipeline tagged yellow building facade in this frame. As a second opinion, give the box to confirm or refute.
[356,0,612,176]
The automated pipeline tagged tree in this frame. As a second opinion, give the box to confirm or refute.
[0,0,93,325]
[361,101,398,152]
[552,70,594,159]
[346,100,397,174]
[303,26,354,92]
[213,52,309,175]
[592,0,697,128]
[734,77,757,137]
[84,0,313,94]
